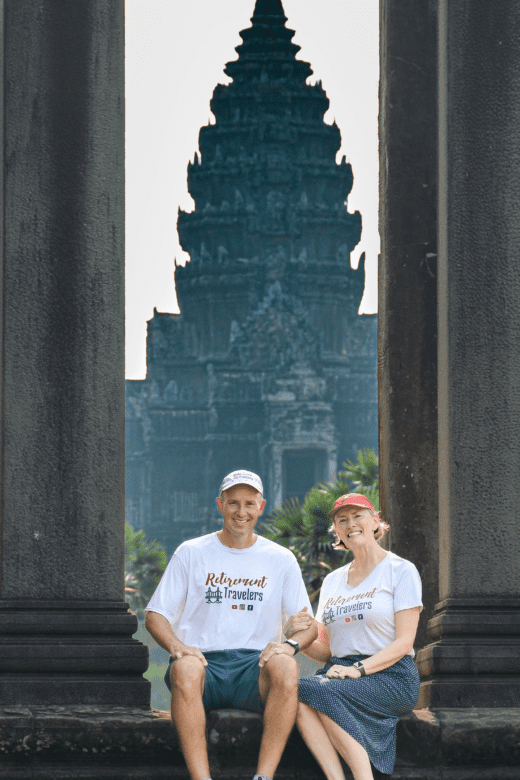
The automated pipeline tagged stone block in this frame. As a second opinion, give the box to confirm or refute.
[437,709,520,768]
[396,709,441,767]
[417,680,520,709]
[0,677,151,707]
[0,706,181,772]
[206,709,263,768]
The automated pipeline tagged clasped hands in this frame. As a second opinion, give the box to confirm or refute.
[284,607,361,680]
[251,606,316,668]
[259,606,316,667]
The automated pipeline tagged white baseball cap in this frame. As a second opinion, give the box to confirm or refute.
[219,470,264,495]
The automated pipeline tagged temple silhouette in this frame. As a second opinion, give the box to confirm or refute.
[125,0,377,554]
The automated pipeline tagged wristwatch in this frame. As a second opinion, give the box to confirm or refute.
[353,661,366,677]
[284,638,300,655]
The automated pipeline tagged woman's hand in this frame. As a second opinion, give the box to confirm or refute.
[283,606,313,638]
[326,664,362,679]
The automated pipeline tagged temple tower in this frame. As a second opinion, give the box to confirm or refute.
[126,0,377,554]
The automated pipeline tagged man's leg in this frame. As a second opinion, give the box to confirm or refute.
[256,653,299,778]
[170,656,210,780]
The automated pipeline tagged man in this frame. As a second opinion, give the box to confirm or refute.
[145,469,317,780]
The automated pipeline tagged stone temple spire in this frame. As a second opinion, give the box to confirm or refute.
[125,0,377,554]
[175,0,365,340]
[251,0,286,18]
[225,0,312,84]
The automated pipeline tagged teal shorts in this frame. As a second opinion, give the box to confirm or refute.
[165,648,264,714]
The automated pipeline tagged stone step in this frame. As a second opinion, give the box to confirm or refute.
[0,706,519,779]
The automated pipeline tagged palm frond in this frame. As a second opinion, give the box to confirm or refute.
[125,522,168,617]
[262,448,378,607]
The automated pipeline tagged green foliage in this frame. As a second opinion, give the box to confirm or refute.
[265,496,303,542]
[340,449,379,496]
[262,449,379,605]
[125,522,168,618]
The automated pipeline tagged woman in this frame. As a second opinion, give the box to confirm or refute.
[286,493,422,780]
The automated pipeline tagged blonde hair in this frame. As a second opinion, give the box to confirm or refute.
[331,509,389,550]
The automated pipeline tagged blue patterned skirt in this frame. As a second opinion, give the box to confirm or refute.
[298,654,420,775]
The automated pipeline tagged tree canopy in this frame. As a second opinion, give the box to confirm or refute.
[262,449,379,605]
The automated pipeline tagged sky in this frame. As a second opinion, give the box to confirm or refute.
[125,0,380,379]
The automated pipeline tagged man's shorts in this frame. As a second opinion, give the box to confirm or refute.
[164,649,263,714]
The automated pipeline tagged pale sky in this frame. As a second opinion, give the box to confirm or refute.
[125,0,380,379]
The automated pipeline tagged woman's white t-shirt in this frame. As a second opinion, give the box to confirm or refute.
[316,551,422,658]
[145,532,312,653]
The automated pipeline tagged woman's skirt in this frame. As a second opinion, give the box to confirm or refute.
[298,654,420,775]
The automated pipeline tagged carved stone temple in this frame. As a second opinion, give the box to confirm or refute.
[125,0,377,554]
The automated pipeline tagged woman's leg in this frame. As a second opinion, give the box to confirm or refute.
[318,711,374,780]
[296,702,347,780]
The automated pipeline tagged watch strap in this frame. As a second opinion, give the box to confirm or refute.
[353,661,366,676]
[284,639,299,654]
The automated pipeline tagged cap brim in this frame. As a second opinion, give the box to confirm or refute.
[329,501,376,519]
[221,479,263,493]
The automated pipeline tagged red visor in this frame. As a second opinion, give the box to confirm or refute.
[329,493,377,519]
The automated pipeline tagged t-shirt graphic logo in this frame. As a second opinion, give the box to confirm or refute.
[205,586,223,604]
[247,605,254,611]
[323,608,336,626]
[239,604,245,610]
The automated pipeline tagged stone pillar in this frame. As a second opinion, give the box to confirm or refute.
[379,0,439,649]
[0,1,149,704]
[417,0,520,707]
[268,444,284,510]
[326,447,338,484]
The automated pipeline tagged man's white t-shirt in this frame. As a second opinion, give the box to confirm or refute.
[145,532,312,653]
[316,551,422,658]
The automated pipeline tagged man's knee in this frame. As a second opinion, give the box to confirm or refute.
[263,654,299,688]
[170,656,205,695]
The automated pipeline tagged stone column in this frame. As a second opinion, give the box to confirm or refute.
[326,447,338,485]
[417,0,520,707]
[268,444,284,510]
[379,0,439,649]
[0,1,149,705]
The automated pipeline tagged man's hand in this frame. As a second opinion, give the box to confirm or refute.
[259,641,295,667]
[283,606,313,638]
[172,645,208,666]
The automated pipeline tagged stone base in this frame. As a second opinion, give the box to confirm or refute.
[0,676,151,707]
[0,706,519,779]
[0,601,151,706]
[396,708,520,774]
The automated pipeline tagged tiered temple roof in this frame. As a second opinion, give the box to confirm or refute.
[126,0,377,554]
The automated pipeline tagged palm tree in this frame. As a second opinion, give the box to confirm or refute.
[125,522,168,617]
[339,449,379,496]
[262,449,379,605]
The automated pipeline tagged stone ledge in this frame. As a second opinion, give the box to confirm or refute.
[0,706,519,778]
[396,708,520,769]
[0,706,180,767]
